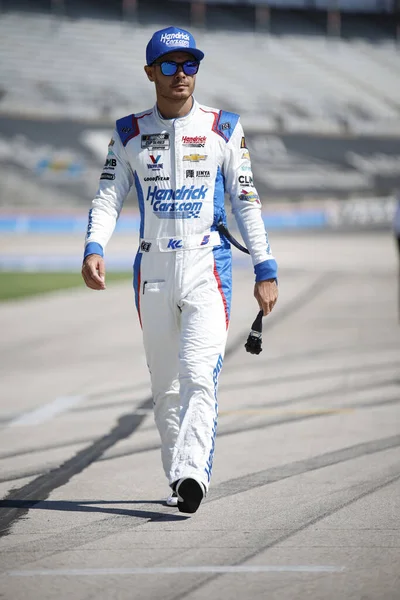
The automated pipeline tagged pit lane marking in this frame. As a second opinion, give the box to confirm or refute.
[8,396,84,426]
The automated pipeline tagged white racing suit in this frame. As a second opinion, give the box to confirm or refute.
[84,99,277,491]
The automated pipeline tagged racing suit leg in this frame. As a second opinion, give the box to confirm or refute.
[135,244,231,491]
[135,251,181,480]
[169,245,231,491]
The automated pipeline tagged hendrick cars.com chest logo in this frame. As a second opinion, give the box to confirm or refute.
[146,184,207,219]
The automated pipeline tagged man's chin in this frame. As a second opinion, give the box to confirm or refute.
[170,89,191,100]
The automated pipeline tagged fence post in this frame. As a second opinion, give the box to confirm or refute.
[255,3,270,35]
[51,0,65,18]
[123,0,138,23]
[327,0,341,38]
[191,1,206,28]
[396,0,400,46]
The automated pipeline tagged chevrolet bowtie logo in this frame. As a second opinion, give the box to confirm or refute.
[183,154,207,162]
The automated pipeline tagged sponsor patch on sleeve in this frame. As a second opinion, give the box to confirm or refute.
[238,174,254,187]
[103,156,117,171]
[239,189,260,204]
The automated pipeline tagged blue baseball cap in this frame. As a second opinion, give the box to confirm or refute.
[146,26,204,65]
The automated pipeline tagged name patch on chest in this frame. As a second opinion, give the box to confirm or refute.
[141,133,170,149]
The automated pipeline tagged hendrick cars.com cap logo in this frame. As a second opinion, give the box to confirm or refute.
[160,32,190,47]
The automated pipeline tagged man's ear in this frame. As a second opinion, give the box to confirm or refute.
[144,65,154,82]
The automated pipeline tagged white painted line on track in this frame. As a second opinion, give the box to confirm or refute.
[8,396,84,426]
[9,566,345,576]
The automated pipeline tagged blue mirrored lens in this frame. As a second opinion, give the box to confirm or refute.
[159,61,199,76]
[160,62,178,76]
[183,61,199,75]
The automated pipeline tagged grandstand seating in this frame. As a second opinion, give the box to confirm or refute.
[0,11,399,134]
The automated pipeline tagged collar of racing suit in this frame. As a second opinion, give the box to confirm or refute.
[154,97,198,129]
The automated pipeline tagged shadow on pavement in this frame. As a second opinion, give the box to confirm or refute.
[0,499,187,521]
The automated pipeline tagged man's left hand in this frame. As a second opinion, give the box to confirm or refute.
[254,279,278,316]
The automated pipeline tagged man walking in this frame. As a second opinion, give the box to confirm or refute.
[82,26,278,514]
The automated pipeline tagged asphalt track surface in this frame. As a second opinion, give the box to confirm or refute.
[0,231,399,600]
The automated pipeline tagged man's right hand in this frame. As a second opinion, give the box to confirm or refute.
[81,254,106,290]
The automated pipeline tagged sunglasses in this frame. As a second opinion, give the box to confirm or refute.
[154,60,200,77]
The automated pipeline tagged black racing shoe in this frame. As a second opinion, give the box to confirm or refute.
[176,477,205,514]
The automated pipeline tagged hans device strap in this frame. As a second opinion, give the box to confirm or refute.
[216,222,250,256]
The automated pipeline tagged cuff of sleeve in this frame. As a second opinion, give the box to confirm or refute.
[254,259,278,282]
[84,242,104,260]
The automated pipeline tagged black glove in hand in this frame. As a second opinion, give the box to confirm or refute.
[244,310,263,355]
